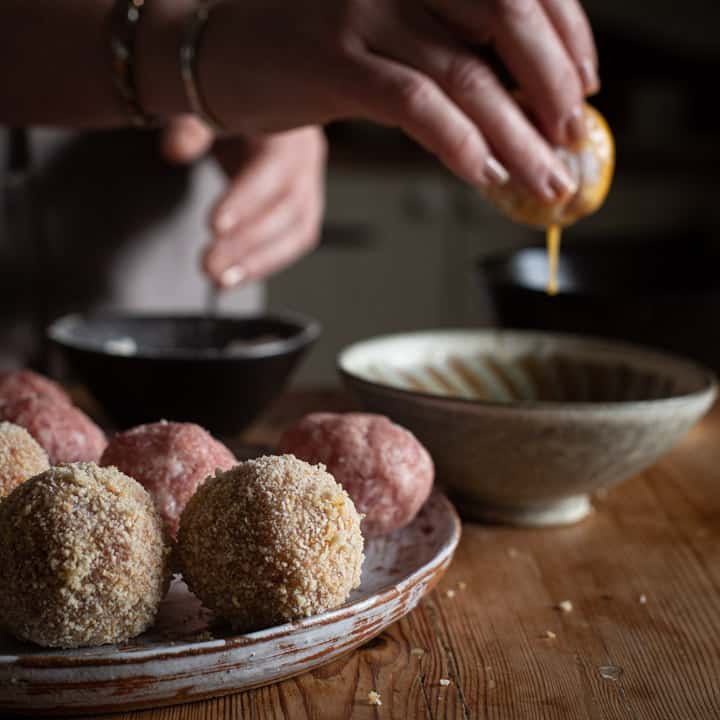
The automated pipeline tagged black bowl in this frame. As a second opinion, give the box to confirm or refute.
[47,312,320,435]
[477,233,720,372]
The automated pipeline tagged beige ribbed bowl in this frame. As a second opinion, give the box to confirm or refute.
[339,330,717,526]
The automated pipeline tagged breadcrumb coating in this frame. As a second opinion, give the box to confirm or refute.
[0,422,50,500]
[178,455,364,632]
[0,463,170,648]
[279,412,434,537]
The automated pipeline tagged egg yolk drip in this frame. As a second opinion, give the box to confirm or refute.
[483,105,614,299]
[546,225,561,296]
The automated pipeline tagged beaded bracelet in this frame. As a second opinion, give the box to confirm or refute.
[109,0,157,127]
[180,1,227,134]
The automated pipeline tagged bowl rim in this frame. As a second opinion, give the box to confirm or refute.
[337,328,718,413]
[47,310,321,362]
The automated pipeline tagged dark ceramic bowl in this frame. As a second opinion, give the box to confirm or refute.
[477,234,720,372]
[48,312,320,435]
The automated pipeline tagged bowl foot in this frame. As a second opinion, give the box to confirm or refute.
[457,494,593,527]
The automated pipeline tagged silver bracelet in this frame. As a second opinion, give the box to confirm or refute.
[110,0,157,127]
[180,1,226,134]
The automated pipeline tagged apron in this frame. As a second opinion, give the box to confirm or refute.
[0,127,263,369]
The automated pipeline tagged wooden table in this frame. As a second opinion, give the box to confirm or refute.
[82,391,720,719]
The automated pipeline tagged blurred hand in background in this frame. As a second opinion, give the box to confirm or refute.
[161,117,326,289]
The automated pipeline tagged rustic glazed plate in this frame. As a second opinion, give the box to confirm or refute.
[0,492,459,717]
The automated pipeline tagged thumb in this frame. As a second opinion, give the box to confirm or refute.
[160,115,214,165]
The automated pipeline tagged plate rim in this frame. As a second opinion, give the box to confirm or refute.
[0,491,461,669]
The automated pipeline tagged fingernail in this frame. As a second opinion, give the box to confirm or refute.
[564,105,586,147]
[485,156,510,186]
[543,165,577,203]
[219,265,247,288]
[579,59,600,96]
[215,211,235,233]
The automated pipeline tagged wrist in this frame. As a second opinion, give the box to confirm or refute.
[135,0,195,119]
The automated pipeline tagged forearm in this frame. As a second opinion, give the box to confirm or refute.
[0,0,192,127]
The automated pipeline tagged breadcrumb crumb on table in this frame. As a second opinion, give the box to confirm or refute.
[368,690,382,706]
[556,600,573,613]
[439,678,451,687]
[541,630,557,640]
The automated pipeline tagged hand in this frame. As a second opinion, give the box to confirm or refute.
[161,117,326,288]
[198,0,598,202]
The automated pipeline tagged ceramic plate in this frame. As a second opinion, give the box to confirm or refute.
[0,492,460,717]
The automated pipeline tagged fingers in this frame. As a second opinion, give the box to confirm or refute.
[424,0,585,147]
[488,0,585,146]
[351,53,508,189]
[210,127,324,234]
[210,136,292,234]
[203,192,296,286]
[209,184,298,267]
[204,127,326,287]
[160,115,214,164]
[373,23,576,202]
[203,184,323,286]
[220,221,320,285]
[537,0,599,95]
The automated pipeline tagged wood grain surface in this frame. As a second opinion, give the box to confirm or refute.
[27,391,720,720]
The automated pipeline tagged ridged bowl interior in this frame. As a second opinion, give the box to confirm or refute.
[340,330,714,406]
[364,353,682,403]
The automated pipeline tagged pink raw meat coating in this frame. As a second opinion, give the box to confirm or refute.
[100,421,237,539]
[279,412,434,537]
[0,395,107,465]
[0,370,71,406]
